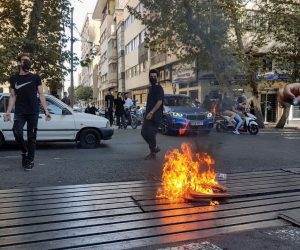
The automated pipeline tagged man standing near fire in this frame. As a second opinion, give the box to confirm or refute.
[141,69,164,160]
[4,53,51,170]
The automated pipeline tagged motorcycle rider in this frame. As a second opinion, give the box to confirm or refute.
[232,95,247,135]
[123,92,134,124]
[221,93,243,135]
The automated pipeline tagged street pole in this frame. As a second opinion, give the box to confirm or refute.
[70,7,74,108]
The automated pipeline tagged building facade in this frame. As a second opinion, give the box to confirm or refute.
[88,0,299,126]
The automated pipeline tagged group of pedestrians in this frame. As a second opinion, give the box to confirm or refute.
[11,51,300,167]
[104,90,135,129]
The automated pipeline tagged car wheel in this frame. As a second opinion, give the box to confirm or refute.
[0,133,4,147]
[160,116,170,135]
[79,129,101,149]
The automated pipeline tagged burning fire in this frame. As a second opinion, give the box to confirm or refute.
[157,143,221,204]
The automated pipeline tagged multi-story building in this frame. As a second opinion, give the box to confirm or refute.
[90,0,299,126]
[80,13,100,86]
[93,0,124,105]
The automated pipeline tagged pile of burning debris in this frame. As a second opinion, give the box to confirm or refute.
[157,143,230,206]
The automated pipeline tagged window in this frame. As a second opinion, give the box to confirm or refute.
[165,69,170,80]
[39,99,62,115]
[0,97,5,113]
[160,71,164,80]
[179,83,188,89]
[189,82,198,87]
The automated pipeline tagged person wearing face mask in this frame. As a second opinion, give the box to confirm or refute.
[4,53,51,171]
[141,69,164,160]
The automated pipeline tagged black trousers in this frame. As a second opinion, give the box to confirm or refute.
[105,109,114,126]
[141,120,159,153]
[13,114,38,161]
[116,114,126,127]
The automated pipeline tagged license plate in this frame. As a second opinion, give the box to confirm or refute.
[190,121,203,126]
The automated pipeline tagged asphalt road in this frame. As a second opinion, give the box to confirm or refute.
[0,127,300,190]
[1,127,300,250]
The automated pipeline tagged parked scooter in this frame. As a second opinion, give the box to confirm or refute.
[216,112,259,135]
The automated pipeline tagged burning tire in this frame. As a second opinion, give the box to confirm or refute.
[248,124,259,135]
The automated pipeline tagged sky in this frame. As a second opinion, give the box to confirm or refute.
[65,0,98,90]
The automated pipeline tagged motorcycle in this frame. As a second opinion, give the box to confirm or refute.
[215,112,259,135]
[124,106,139,129]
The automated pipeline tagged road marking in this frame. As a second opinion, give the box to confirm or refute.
[0,156,19,159]
[157,242,222,250]
[266,227,300,244]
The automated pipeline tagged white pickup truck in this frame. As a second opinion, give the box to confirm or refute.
[0,93,114,148]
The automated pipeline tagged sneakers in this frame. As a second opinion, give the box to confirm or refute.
[154,147,161,153]
[233,130,240,135]
[24,160,34,171]
[144,152,156,160]
[144,147,161,160]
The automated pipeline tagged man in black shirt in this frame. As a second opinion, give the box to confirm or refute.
[4,53,51,170]
[141,69,164,160]
[89,103,97,115]
[105,88,115,126]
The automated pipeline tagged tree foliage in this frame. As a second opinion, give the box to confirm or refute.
[266,0,300,82]
[129,0,299,127]
[0,0,72,92]
[75,85,93,102]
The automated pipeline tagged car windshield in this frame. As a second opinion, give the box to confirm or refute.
[164,96,198,108]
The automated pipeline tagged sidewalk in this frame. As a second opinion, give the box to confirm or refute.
[0,168,299,249]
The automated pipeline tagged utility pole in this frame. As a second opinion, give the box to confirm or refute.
[70,7,74,107]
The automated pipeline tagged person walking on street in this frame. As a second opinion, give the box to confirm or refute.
[114,92,126,129]
[105,88,115,126]
[4,53,51,170]
[141,69,164,160]
[61,92,71,106]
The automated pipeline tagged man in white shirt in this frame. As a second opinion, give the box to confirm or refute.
[123,93,134,124]
[123,93,133,109]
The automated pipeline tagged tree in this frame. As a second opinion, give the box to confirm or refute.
[0,0,73,93]
[129,0,270,127]
[264,0,300,128]
[75,85,93,102]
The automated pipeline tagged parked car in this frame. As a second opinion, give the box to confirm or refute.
[73,106,85,113]
[160,94,214,135]
[0,94,113,148]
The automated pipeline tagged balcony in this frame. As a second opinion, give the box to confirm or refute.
[108,71,118,84]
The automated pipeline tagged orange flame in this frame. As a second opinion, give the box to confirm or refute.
[157,143,218,201]
[179,123,189,136]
